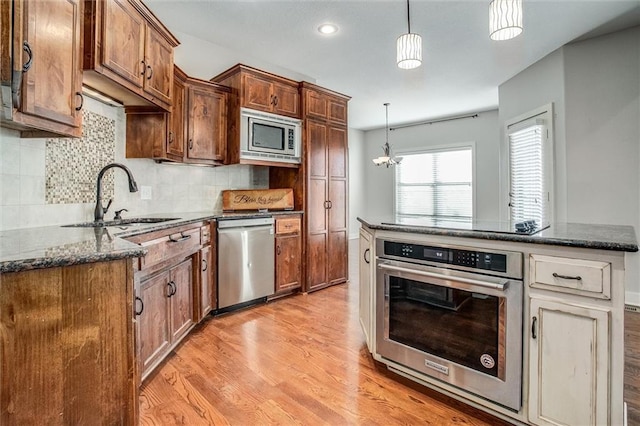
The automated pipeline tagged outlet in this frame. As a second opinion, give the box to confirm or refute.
[140,185,152,200]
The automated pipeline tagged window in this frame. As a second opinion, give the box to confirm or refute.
[395,147,473,222]
[507,105,553,224]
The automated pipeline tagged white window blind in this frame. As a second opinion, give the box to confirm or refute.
[508,122,548,224]
[395,148,473,221]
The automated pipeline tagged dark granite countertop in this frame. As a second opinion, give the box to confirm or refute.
[358,217,638,253]
[0,210,303,273]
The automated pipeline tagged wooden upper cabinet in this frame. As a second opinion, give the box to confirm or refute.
[213,64,300,119]
[167,68,186,158]
[303,84,348,125]
[83,0,179,111]
[1,0,83,137]
[185,78,229,164]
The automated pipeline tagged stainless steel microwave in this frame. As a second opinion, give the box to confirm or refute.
[240,108,302,165]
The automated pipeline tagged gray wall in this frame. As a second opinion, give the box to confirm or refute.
[498,26,640,304]
[361,109,501,221]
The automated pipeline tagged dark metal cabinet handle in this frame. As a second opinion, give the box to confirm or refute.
[328,200,333,209]
[22,41,33,72]
[552,272,582,281]
[364,248,370,264]
[189,139,194,150]
[140,60,146,75]
[276,245,281,255]
[168,131,174,144]
[167,281,177,297]
[202,259,208,272]
[134,296,144,316]
[146,65,153,80]
[323,201,330,209]
[169,233,191,243]
[531,316,537,339]
[273,95,278,106]
[75,92,84,111]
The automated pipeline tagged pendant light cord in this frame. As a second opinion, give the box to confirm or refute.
[406,0,411,34]
[384,103,390,154]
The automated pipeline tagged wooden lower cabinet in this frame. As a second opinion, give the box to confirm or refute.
[136,257,194,380]
[528,297,610,426]
[0,260,137,425]
[198,244,216,319]
[274,216,302,295]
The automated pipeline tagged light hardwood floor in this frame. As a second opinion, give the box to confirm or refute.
[140,240,640,425]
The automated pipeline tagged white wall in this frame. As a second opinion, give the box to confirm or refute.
[348,128,365,239]
[499,27,640,304]
[0,96,267,231]
[362,109,501,221]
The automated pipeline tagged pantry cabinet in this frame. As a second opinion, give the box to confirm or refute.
[1,0,83,137]
[83,0,179,111]
[270,83,350,292]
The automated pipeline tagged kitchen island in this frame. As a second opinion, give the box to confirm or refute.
[0,210,301,425]
[358,217,637,426]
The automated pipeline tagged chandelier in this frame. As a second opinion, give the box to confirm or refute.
[372,103,402,167]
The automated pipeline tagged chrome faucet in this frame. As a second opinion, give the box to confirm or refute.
[94,163,138,222]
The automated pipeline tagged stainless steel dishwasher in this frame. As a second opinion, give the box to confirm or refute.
[217,217,275,310]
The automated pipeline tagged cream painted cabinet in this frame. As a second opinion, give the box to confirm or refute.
[359,227,374,352]
[528,298,610,426]
[527,251,623,426]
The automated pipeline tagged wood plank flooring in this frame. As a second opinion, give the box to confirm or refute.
[140,240,640,425]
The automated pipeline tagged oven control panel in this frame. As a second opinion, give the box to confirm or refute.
[383,241,508,273]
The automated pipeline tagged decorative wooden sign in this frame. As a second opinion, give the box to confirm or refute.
[222,188,294,212]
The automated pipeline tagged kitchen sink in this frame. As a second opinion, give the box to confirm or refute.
[62,218,181,228]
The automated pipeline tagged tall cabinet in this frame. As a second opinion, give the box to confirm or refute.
[271,82,350,292]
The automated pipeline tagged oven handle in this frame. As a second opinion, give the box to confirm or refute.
[378,263,508,291]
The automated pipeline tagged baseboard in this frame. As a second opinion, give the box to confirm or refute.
[624,402,628,426]
[626,291,640,308]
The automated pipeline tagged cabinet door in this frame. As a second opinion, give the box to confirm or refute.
[168,258,194,343]
[271,81,300,117]
[143,25,173,107]
[528,298,610,426]
[167,75,185,158]
[306,120,328,291]
[275,233,302,293]
[241,73,272,112]
[186,84,227,162]
[327,125,348,285]
[101,0,145,89]
[199,245,213,318]
[359,228,373,352]
[137,270,171,375]
[21,0,82,128]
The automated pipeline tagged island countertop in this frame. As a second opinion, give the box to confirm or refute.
[357,217,638,253]
[0,210,303,273]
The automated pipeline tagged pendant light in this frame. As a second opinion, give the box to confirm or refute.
[373,103,402,167]
[489,0,523,41]
[397,0,422,69]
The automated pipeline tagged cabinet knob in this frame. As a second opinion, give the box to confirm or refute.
[134,296,144,316]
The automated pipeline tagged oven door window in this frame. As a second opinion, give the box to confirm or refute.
[388,276,505,379]
[252,122,285,150]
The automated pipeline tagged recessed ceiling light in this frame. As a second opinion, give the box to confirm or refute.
[318,23,338,35]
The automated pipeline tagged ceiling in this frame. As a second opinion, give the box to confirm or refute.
[145,0,640,130]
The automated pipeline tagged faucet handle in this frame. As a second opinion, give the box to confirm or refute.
[114,208,128,221]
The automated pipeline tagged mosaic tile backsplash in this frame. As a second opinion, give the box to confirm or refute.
[45,109,115,204]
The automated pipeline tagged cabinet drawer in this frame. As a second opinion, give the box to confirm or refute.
[276,216,301,235]
[530,254,611,299]
[141,227,200,269]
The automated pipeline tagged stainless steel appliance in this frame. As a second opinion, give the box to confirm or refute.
[240,108,302,165]
[375,238,523,410]
[217,217,275,310]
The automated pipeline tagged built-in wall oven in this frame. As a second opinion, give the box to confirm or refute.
[375,238,523,411]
